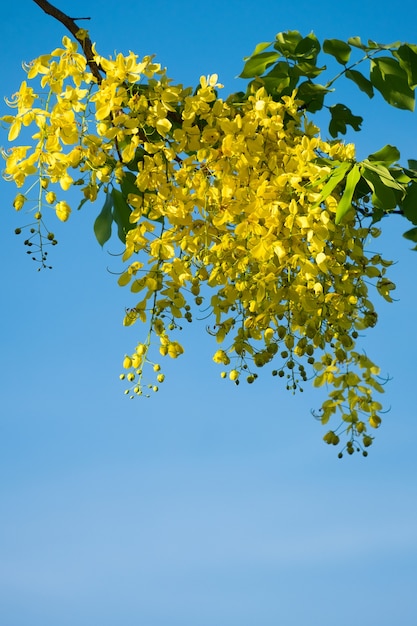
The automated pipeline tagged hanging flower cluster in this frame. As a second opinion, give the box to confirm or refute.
[1,36,394,455]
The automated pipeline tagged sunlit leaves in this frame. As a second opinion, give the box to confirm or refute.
[345,69,374,97]
[361,162,402,210]
[347,36,367,50]
[274,30,304,57]
[394,43,417,89]
[335,164,362,224]
[370,57,415,110]
[239,51,280,78]
[323,39,352,65]
[240,30,417,140]
[368,144,400,164]
[310,161,353,209]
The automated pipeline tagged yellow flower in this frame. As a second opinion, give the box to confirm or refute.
[212,350,230,365]
[59,174,73,191]
[55,201,71,222]
[13,193,26,210]
[229,369,239,381]
[1,41,393,451]
[199,74,223,89]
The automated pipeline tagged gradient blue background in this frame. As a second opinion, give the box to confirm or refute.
[1,1,417,624]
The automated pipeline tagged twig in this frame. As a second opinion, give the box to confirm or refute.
[32,0,103,83]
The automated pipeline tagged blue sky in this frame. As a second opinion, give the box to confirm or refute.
[1,1,417,625]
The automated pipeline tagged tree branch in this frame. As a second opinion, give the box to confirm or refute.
[32,0,103,83]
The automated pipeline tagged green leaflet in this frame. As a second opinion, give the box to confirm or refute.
[261,62,293,97]
[112,187,134,243]
[335,164,362,224]
[297,81,329,113]
[361,162,403,211]
[403,226,417,242]
[323,39,351,65]
[345,69,374,98]
[294,61,325,79]
[329,103,362,137]
[370,57,415,110]
[243,41,272,60]
[368,144,400,165]
[401,181,417,225]
[120,171,142,198]
[93,186,136,247]
[125,146,147,172]
[311,161,352,208]
[347,36,367,50]
[274,30,304,57]
[394,43,417,89]
[293,33,321,62]
[93,191,113,247]
[273,30,322,65]
[367,39,401,50]
[363,160,405,189]
[239,51,279,79]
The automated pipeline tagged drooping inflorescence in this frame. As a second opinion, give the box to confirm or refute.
[1,35,395,454]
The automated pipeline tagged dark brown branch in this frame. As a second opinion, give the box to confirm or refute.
[32,0,103,83]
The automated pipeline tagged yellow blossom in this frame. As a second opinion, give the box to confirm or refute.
[1,39,394,451]
[55,201,71,222]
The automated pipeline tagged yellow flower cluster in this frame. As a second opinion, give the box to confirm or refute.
[1,37,394,453]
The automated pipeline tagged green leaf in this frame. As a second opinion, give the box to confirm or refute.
[226,91,246,105]
[370,57,415,110]
[403,226,417,242]
[345,69,374,98]
[93,191,113,247]
[408,159,417,171]
[120,171,141,199]
[239,51,280,78]
[323,39,351,65]
[335,164,362,224]
[260,62,293,98]
[141,124,161,143]
[368,144,400,165]
[125,146,147,172]
[328,103,362,137]
[401,180,417,225]
[294,33,321,62]
[111,188,134,243]
[311,161,352,207]
[274,31,303,57]
[367,39,401,50]
[244,41,272,60]
[362,161,404,190]
[264,61,290,79]
[297,81,330,113]
[394,43,417,89]
[260,77,291,99]
[361,163,400,210]
[393,169,414,184]
[347,36,366,50]
[295,61,326,79]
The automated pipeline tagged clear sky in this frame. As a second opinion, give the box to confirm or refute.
[1,1,417,625]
